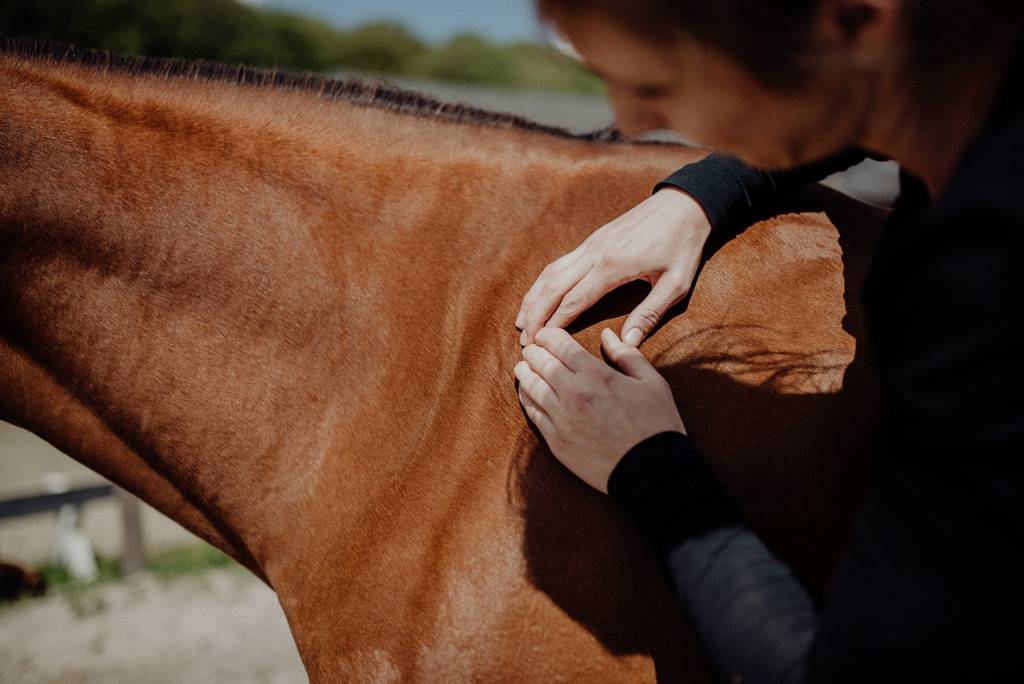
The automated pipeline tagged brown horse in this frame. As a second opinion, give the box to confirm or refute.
[0,39,884,682]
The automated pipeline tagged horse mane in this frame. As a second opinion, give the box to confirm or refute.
[0,35,638,144]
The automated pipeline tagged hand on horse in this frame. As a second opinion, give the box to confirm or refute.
[515,327,687,494]
[516,188,711,348]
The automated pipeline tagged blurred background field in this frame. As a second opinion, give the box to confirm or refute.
[0,0,602,92]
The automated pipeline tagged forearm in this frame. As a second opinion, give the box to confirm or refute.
[654,148,872,239]
[609,432,816,684]
[666,526,815,684]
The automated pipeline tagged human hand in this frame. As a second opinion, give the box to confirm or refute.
[516,188,711,348]
[514,327,686,494]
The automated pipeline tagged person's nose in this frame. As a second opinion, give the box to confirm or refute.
[606,88,668,138]
[614,110,670,138]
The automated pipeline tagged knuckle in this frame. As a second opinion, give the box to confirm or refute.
[632,308,661,330]
[559,293,585,314]
[613,347,636,365]
[548,327,571,341]
[553,251,574,266]
[521,302,541,323]
[668,284,690,304]
[565,387,593,411]
[537,326,564,346]
[537,280,558,298]
[594,251,617,271]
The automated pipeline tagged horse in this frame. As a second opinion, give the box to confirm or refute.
[0,39,885,682]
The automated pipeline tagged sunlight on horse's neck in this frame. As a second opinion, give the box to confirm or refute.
[0,55,669,576]
[0,59,436,569]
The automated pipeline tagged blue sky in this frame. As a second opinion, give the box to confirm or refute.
[241,0,546,43]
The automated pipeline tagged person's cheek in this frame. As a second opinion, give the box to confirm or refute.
[669,96,782,166]
[604,86,661,138]
[616,110,670,138]
[661,98,716,148]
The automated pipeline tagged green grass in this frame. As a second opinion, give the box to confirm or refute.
[0,544,238,614]
[0,0,604,93]
[1,543,241,611]
[39,554,123,590]
[147,543,235,581]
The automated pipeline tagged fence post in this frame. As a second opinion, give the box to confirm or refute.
[117,487,146,575]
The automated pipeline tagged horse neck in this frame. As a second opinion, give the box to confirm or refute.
[0,53,689,582]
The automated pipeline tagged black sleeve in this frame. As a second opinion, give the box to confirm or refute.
[806,204,1024,682]
[609,433,817,684]
[608,207,1024,683]
[654,148,871,238]
[611,434,1024,682]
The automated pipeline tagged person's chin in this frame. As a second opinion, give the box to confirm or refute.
[696,132,826,170]
[726,148,797,171]
[738,145,842,172]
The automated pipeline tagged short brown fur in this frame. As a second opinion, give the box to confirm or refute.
[0,42,883,681]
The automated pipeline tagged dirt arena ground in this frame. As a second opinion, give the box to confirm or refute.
[0,568,304,683]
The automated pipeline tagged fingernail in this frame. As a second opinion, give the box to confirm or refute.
[519,329,528,346]
[624,328,643,347]
[515,311,525,328]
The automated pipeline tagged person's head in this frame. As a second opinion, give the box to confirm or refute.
[538,0,1021,169]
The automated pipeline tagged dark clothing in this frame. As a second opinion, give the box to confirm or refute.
[608,52,1024,682]
[654,146,874,241]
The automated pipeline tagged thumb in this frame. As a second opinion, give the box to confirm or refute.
[601,328,657,380]
[621,274,689,347]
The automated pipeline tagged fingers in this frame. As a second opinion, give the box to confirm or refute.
[543,268,623,331]
[514,360,557,413]
[522,344,575,395]
[517,254,589,346]
[533,327,605,375]
[620,273,690,347]
[518,385,556,437]
[601,328,658,380]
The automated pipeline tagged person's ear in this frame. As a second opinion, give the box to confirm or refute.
[815,0,900,66]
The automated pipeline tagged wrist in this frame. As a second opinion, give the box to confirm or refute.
[607,431,743,552]
[654,186,713,242]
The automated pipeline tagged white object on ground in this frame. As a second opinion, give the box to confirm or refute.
[43,472,99,582]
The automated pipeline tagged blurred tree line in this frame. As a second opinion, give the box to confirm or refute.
[0,0,601,92]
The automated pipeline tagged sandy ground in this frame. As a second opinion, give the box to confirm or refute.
[0,567,305,683]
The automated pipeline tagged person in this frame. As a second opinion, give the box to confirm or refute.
[511,1,1024,681]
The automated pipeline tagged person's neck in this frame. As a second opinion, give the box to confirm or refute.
[863,42,1018,197]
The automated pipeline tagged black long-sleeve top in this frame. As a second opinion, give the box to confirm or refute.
[608,51,1024,682]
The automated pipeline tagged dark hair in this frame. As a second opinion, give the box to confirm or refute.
[537,0,1023,91]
